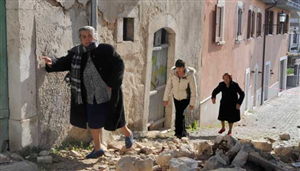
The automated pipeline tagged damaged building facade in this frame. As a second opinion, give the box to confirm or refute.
[0,0,203,151]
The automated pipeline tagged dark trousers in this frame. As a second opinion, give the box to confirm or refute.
[174,98,190,138]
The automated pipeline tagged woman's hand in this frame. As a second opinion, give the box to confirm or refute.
[108,87,112,91]
[164,101,168,107]
[41,56,52,67]
[189,105,194,110]
[236,104,241,110]
[212,98,216,104]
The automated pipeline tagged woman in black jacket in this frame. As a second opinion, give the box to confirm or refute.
[211,73,245,136]
[41,26,133,158]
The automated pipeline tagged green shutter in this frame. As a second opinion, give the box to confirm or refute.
[0,0,9,151]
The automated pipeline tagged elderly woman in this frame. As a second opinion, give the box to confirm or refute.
[163,59,197,139]
[41,26,133,158]
[211,73,245,136]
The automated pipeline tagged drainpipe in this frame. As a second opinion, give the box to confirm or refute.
[261,1,278,105]
[91,0,98,32]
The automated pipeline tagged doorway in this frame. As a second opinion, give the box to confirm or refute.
[279,58,287,92]
[264,62,271,101]
[0,0,9,151]
[148,29,169,130]
[253,65,259,107]
[245,69,251,111]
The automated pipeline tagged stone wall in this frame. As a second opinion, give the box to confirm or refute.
[7,0,203,149]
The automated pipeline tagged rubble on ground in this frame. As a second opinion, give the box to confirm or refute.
[1,130,299,171]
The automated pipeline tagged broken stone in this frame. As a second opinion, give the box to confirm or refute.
[10,153,24,161]
[116,156,153,171]
[173,138,181,144]
[135,142,145,149]
[169,157,198,171]
[211,168,246,171]
[108,142,123,151]
[120,146,135,155]
[142,139,149,143]
[39,150,49,156]
[156,150,178,167]
[202,156,225,171]
[228,141,242,159]
[37,156,53,164]
[181,137,189,144]
[231,150,248,167]
[70,150,82,157]
[177,145,195,158]
[279,134,291,141]
[139,147,155,155]
[0,153,11,164]
[265,137,276,143]
[193,140,213,160]
[252,140,272,152]
[215,154,228,165]
[0,161,38,171]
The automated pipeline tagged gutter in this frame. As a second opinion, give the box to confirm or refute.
[91,0,98,32]
[261,1,278,105]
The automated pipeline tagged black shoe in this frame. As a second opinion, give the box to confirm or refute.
[86,148,105,159]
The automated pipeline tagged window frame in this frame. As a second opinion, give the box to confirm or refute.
[256,9,262,37]
[247,6,254,40]
[236,1,243,43]
[215,0,226,45]
[266,10,274,35]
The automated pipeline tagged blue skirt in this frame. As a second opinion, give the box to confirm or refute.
[86,99,108,129]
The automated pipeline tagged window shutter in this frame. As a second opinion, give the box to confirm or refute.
[247,10,251,39]
[269,11,274,34]
[251,11,255,37]
[215,5,221,43]
[284,15,289,34]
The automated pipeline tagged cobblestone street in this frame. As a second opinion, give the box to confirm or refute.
[191,86,300,147]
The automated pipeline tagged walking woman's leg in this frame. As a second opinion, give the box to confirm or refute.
[221,121,225,129]
[90,128,101,150]
[218,121,226,134]
[228,122,233,135]
[121,126,134,149]
[121,126,131,137]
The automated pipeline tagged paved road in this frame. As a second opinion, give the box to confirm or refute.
[191,86,300,147]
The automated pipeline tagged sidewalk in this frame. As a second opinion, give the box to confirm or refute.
[191,86,300,147]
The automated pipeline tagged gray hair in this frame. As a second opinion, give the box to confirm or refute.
[78,26,97,40]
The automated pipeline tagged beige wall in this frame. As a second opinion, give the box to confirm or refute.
[200,0,289,125]
[7,0,203,150]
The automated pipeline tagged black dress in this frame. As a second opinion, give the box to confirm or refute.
[46,44,126,131]
[212,81,245,123]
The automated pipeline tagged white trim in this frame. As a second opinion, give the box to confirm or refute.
[270,81,279,89]
[216,0,226,45]
[249,5,254,11]
[257,8,261,13]
[280,55,287,61]
[236,1,243,42]
[200,96,212,105]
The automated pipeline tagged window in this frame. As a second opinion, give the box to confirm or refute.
[277,13,284,34]
[236,2,243,42]
[251,11,256,37]
[123,18,134,41]
[266,11,274,35]
[283,14,289,34]
[247,6,255,39]
[256,12,262,37]
[215,0,225,45]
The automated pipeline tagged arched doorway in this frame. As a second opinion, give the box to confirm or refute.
[148,28,169,130]
[142,14,178,131]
